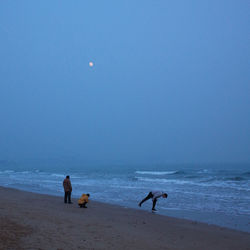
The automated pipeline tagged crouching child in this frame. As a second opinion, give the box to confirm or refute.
[78,193,90,208]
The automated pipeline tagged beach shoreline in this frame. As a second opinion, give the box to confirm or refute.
[0,186,249,250]
[3,183,249,233]
[1,165,249,233]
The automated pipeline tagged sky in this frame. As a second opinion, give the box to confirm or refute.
[0,0,249,165]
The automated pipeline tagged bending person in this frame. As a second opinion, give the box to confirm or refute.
[139,191,168,211]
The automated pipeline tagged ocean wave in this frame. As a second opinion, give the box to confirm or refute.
[136,177,191,185]
[51,174,65,178]
[136,177,250,191]
[19,171,32,174]
[135,170,184,175]
[197,169,209,173]
[2,170,14,173]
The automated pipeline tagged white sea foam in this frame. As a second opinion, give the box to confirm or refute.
[136,176,250,191]
[3,170,14,173]
[19,171,32,174]
[135,170,178,175]
[136,176,192,185]
[51,173,65,178]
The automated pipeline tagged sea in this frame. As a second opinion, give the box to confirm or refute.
[0,162,249,232]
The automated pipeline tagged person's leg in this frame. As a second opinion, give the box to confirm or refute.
[139,192,153,206]
[64,192,67,203]
[152,198,157,210]
[68,191,72,203]
[82,202,87,208]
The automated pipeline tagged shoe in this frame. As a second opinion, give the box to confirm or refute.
[152,208,157,211]
[68,202,73,204]
[138,203,141,207]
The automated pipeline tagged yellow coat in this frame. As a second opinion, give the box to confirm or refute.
[78,194,89,205]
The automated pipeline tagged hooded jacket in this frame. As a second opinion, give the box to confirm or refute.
[78,194,89,205]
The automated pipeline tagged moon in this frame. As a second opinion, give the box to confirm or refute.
[89,62,94,67]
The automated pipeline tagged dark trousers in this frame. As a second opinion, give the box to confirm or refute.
[64,191,71,203]
[139,192,157,209]
[79,202,87,208]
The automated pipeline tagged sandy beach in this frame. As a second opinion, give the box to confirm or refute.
[0,186,249,250]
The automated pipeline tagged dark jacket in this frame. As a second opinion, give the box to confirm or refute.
[63,178,72,192]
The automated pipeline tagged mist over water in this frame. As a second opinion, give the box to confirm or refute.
[0,1,249,165]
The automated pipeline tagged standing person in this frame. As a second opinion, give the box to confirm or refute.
[138,191,168,211]
[63,175,72,204]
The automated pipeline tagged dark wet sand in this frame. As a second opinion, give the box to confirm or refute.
[0,186,249,250]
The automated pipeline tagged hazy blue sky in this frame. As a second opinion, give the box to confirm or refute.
[0,0,249,164]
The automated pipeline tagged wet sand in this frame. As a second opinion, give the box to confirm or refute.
[0,186,249,250]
